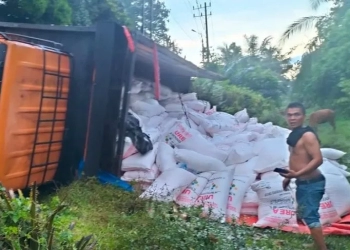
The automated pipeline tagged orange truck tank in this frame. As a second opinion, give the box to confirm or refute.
[0,33,71,190]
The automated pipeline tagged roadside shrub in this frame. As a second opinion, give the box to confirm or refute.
[0,182,95,250]
[192,79,279,120]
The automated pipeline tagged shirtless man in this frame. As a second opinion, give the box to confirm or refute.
[281,102,327,250]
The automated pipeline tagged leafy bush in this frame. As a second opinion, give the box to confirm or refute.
[0,182,95,250]
[192,79,281,122]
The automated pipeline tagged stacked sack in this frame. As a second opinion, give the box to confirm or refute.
[120,78,350,229]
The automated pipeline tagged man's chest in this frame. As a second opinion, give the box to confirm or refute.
[289,140,305,155]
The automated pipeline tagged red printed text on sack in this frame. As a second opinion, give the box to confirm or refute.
[273,208,295,216]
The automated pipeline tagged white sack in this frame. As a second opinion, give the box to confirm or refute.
[321,148,346,160]
[196,170,234,219]
[233,156,259,176]
[122,143,158,172]
[208,112,237,123]
[225,142,255,165]
[144,128,161,143]
[166,121,227,161]
[211,131,256,149]
[174,148,227,172]
[248,117,258,124]
[226,175,256,220]
[121,164,159,183]
[318,193,341,225]
[319,160,344,176]
[252,178,298,229]
[187,109,208,125]
[130,100,165,117]
[184,100,210,113]
[181,93,197,102]
[324,173,350,217]
[227,132,257,143]
[180,116,198,130]
[144,113,168,128]
[241,187,259,216]
[176,172,213,207]
[246,123,264,134]
[263,123,283,138]
[234,108,249,123]
[129,81,143,94]
[338,168,350,177]
[140,168,196,202]
[159,117,177,133]
[200,119,239,136]
[122,137,138,159]
[205,106,217,115]
[165,103,184,112]
[328,160,347,170]
[129,92,152,103]
[156,142,177,172]
[253,138,289,173]
[159,85,173,100]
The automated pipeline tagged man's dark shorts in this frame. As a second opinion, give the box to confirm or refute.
[295,174,326,228]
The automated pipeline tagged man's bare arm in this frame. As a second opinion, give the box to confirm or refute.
[295,132,323,177]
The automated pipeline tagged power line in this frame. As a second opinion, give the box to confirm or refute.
[194,2,212,62]
[209,3,215,51]
[195,0,206,30]
[170,14,194,41]
[184,0,200,33]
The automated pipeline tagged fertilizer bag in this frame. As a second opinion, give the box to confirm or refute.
[174,148,227,172]
[176,172,213,207]
[140,168,196,202]
[196,170,234,219]
[251,178,298,229]
[226,174,256,221]
[165,121,227,161]
[156,142,177,172]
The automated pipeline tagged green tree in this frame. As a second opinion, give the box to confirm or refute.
[216,35,292,104]
[279,0,331,44]
[218,42,242,66]
[192,79,285,125]
[291,1,350,114]
[120,0,181,54]
[87,0,129,25]
[68,0,91,26]
[40,0,72,25]
[0,0,72,25]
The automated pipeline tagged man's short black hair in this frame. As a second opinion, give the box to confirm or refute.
[286,102,306,115]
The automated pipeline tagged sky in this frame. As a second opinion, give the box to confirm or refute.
[163,0,331,65]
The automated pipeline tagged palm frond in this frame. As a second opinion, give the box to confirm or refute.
[310,0,328,10]
[305,36,321,52]
[279,16,323,45]
[260,36,273,50]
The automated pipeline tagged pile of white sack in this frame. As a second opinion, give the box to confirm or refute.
[120,78,350,229]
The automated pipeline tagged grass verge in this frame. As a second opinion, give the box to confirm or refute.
[43,179,350,250]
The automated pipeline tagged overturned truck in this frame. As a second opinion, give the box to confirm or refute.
[0,21,223,190]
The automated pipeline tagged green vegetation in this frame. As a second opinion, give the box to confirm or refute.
[0,183,94,250]
[1,0,350,249]
[316,116,350,159]
[0,0,181,54]
[39,179,350,250]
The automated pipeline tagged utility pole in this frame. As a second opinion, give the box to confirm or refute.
[193,2,212,63]
[141,0,145,34]
[192,29,205,63]
[150,0,153,39]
